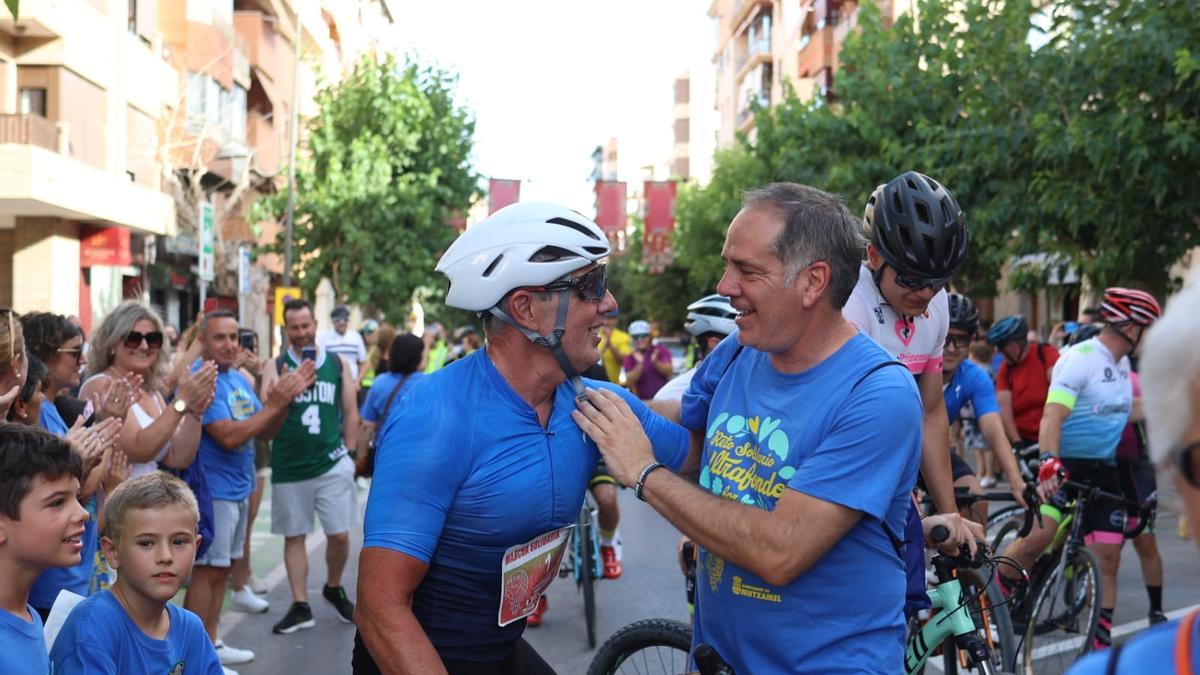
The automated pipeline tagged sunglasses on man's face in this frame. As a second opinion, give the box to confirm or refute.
[944,333,972,350]
[892,267,951,293]
[1174,441,1200,489]
[124,330,164,349]
[56,347,84,364]
[537,265,608,302]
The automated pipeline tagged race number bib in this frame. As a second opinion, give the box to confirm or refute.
[497,525,572,627]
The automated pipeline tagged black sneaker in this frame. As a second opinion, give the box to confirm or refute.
[1149,610,1168,626]
[323,585,355,624]
[272,602,315,634]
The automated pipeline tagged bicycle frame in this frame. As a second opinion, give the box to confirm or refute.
[905,576,988,673]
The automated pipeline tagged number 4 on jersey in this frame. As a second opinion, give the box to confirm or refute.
[301,404,321,434]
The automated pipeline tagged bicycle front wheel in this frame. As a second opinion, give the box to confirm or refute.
[580,522,598,648]
[943,569,1017,674]
[1021,547,1102,674]
[587,618,693,675]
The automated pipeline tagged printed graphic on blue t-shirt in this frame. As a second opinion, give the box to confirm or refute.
[364,350,688,662]
[0,604,49,674]
[198,368,261,501]
[50,589,223,674]
[944,360,1000,424]
[30,494,99,608]
[680,331,922,675]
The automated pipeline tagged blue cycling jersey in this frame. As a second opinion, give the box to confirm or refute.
[943,360,1000,425]
[363,349,689,662]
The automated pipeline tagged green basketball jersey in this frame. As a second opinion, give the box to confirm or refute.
[272,348,347,483]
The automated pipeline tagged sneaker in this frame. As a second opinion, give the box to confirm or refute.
[322,584,355,624]
[980,476,996,488]
[248,574,268,595]
[214,640,255,665]
[526,596,548,627]
[272,602,315,634]
[600,545,622,579]
[231,587,269,614]
[1149,610,1168,625]
[222,667,239,675]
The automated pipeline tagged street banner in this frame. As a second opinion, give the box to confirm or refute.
[594,181,627,235]
[488,178,521,214]
[643,181,676,234]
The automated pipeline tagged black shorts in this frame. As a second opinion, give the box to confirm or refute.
[950,450,975,482]
[589,460,618,488]
[1044,459,1128,543]
[1118,451,1158,532]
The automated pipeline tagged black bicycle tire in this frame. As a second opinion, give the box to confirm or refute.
[987,504,1023,535]
[586,618,693,675]
[941,568,1017,674]
[990,517,1023,557]
[1020,547,1103,674]
[581,521,598,649]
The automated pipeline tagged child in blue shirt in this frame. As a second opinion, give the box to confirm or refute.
[0,424,90,674]
[51,471,222,674]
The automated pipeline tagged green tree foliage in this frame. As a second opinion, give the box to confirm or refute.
[672,0,1199,302]
[255,54,478,318]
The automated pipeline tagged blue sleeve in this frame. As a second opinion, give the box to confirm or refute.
[361,377,387,423]
[595,381,689,471]
[788,370,923,524]
[362,378,469,562]
[680,332,741,431]
[202,376,233,425]
[966,364,1000,419]
[51,607,119,675]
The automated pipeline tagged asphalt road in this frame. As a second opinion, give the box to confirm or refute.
[218,474,1198,675]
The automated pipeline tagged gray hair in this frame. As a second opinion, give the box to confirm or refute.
[742,183,867,308]
[1139,271,1200,464]
[85,301,170,392]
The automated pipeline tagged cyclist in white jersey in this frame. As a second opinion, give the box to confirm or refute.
[999,287,1162,650]
[842,171,968,519]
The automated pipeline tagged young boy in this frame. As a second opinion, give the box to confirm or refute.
[50,472,223,674]
[0,424,89,673]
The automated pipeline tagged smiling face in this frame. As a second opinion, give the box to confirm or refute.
[0,473,89,569]
[943,326,972,373]
[284,306,317,349]
[200,316,240,370]
[114,318,162,377]
[715,207,798,354]
[525,264,618,373]
[866,245,939,317]
[102,504,197,604]
[48,334,85,392]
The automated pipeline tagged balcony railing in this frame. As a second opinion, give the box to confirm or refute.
[0,114,58,152]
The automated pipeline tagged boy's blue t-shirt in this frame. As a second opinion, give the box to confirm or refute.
[50,589,223,674]
[680,331,923,675]
[944,360,1000,424]
[40,402,70,436]
[360,371,424,423]
[1067,615,1198,674]
[0,604,49,674]
[198,368,262,501]
[30,494,100,608]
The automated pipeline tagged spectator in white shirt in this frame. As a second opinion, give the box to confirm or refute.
[317,305,367,382]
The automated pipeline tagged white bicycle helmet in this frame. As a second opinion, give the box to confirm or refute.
[436,202,610,311]
[685,294,737,337]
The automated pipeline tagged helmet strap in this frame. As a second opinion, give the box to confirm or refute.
[1110,322,1140,354]
[489,288,588,400]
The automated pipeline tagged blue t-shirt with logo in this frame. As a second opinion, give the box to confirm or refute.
[0,605,49,674]
[680,331,923,675]
[364,349,688,662]
[361,371,424,424]
[50,589,223,674]
[1067,615,1198,674]
[944,360,1000,424]
[198,368,261,501]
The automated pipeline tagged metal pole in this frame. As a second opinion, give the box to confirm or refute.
[283,0,302,288]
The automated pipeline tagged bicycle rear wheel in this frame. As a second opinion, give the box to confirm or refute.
[990,517,1023,559]
[587,618,693,675]
[943,569,1016,674]
[1020,547,1102,674]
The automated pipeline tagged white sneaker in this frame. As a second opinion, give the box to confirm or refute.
[980,476,996,488]
[214,640,255,665]
[222,667,239,675]
[231,586,270,613]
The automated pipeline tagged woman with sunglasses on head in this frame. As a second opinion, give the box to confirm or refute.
[80,302,218,477]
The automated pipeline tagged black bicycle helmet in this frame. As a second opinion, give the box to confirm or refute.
[987,315,1029,346]
[947,293,980,334]
[863,171,969,278]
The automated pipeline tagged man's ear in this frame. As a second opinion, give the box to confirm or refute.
[798,262,833,309]
[503,290,541,332]
[865,244,883,271]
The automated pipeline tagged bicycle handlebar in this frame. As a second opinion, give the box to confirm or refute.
[1060,479,1157,538]
[1018,482,1042,539]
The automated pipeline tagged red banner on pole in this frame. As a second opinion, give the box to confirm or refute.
[80,226,133,267]
[643,181,676,234]
[594,181,627,235]
[489,178,521,214]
